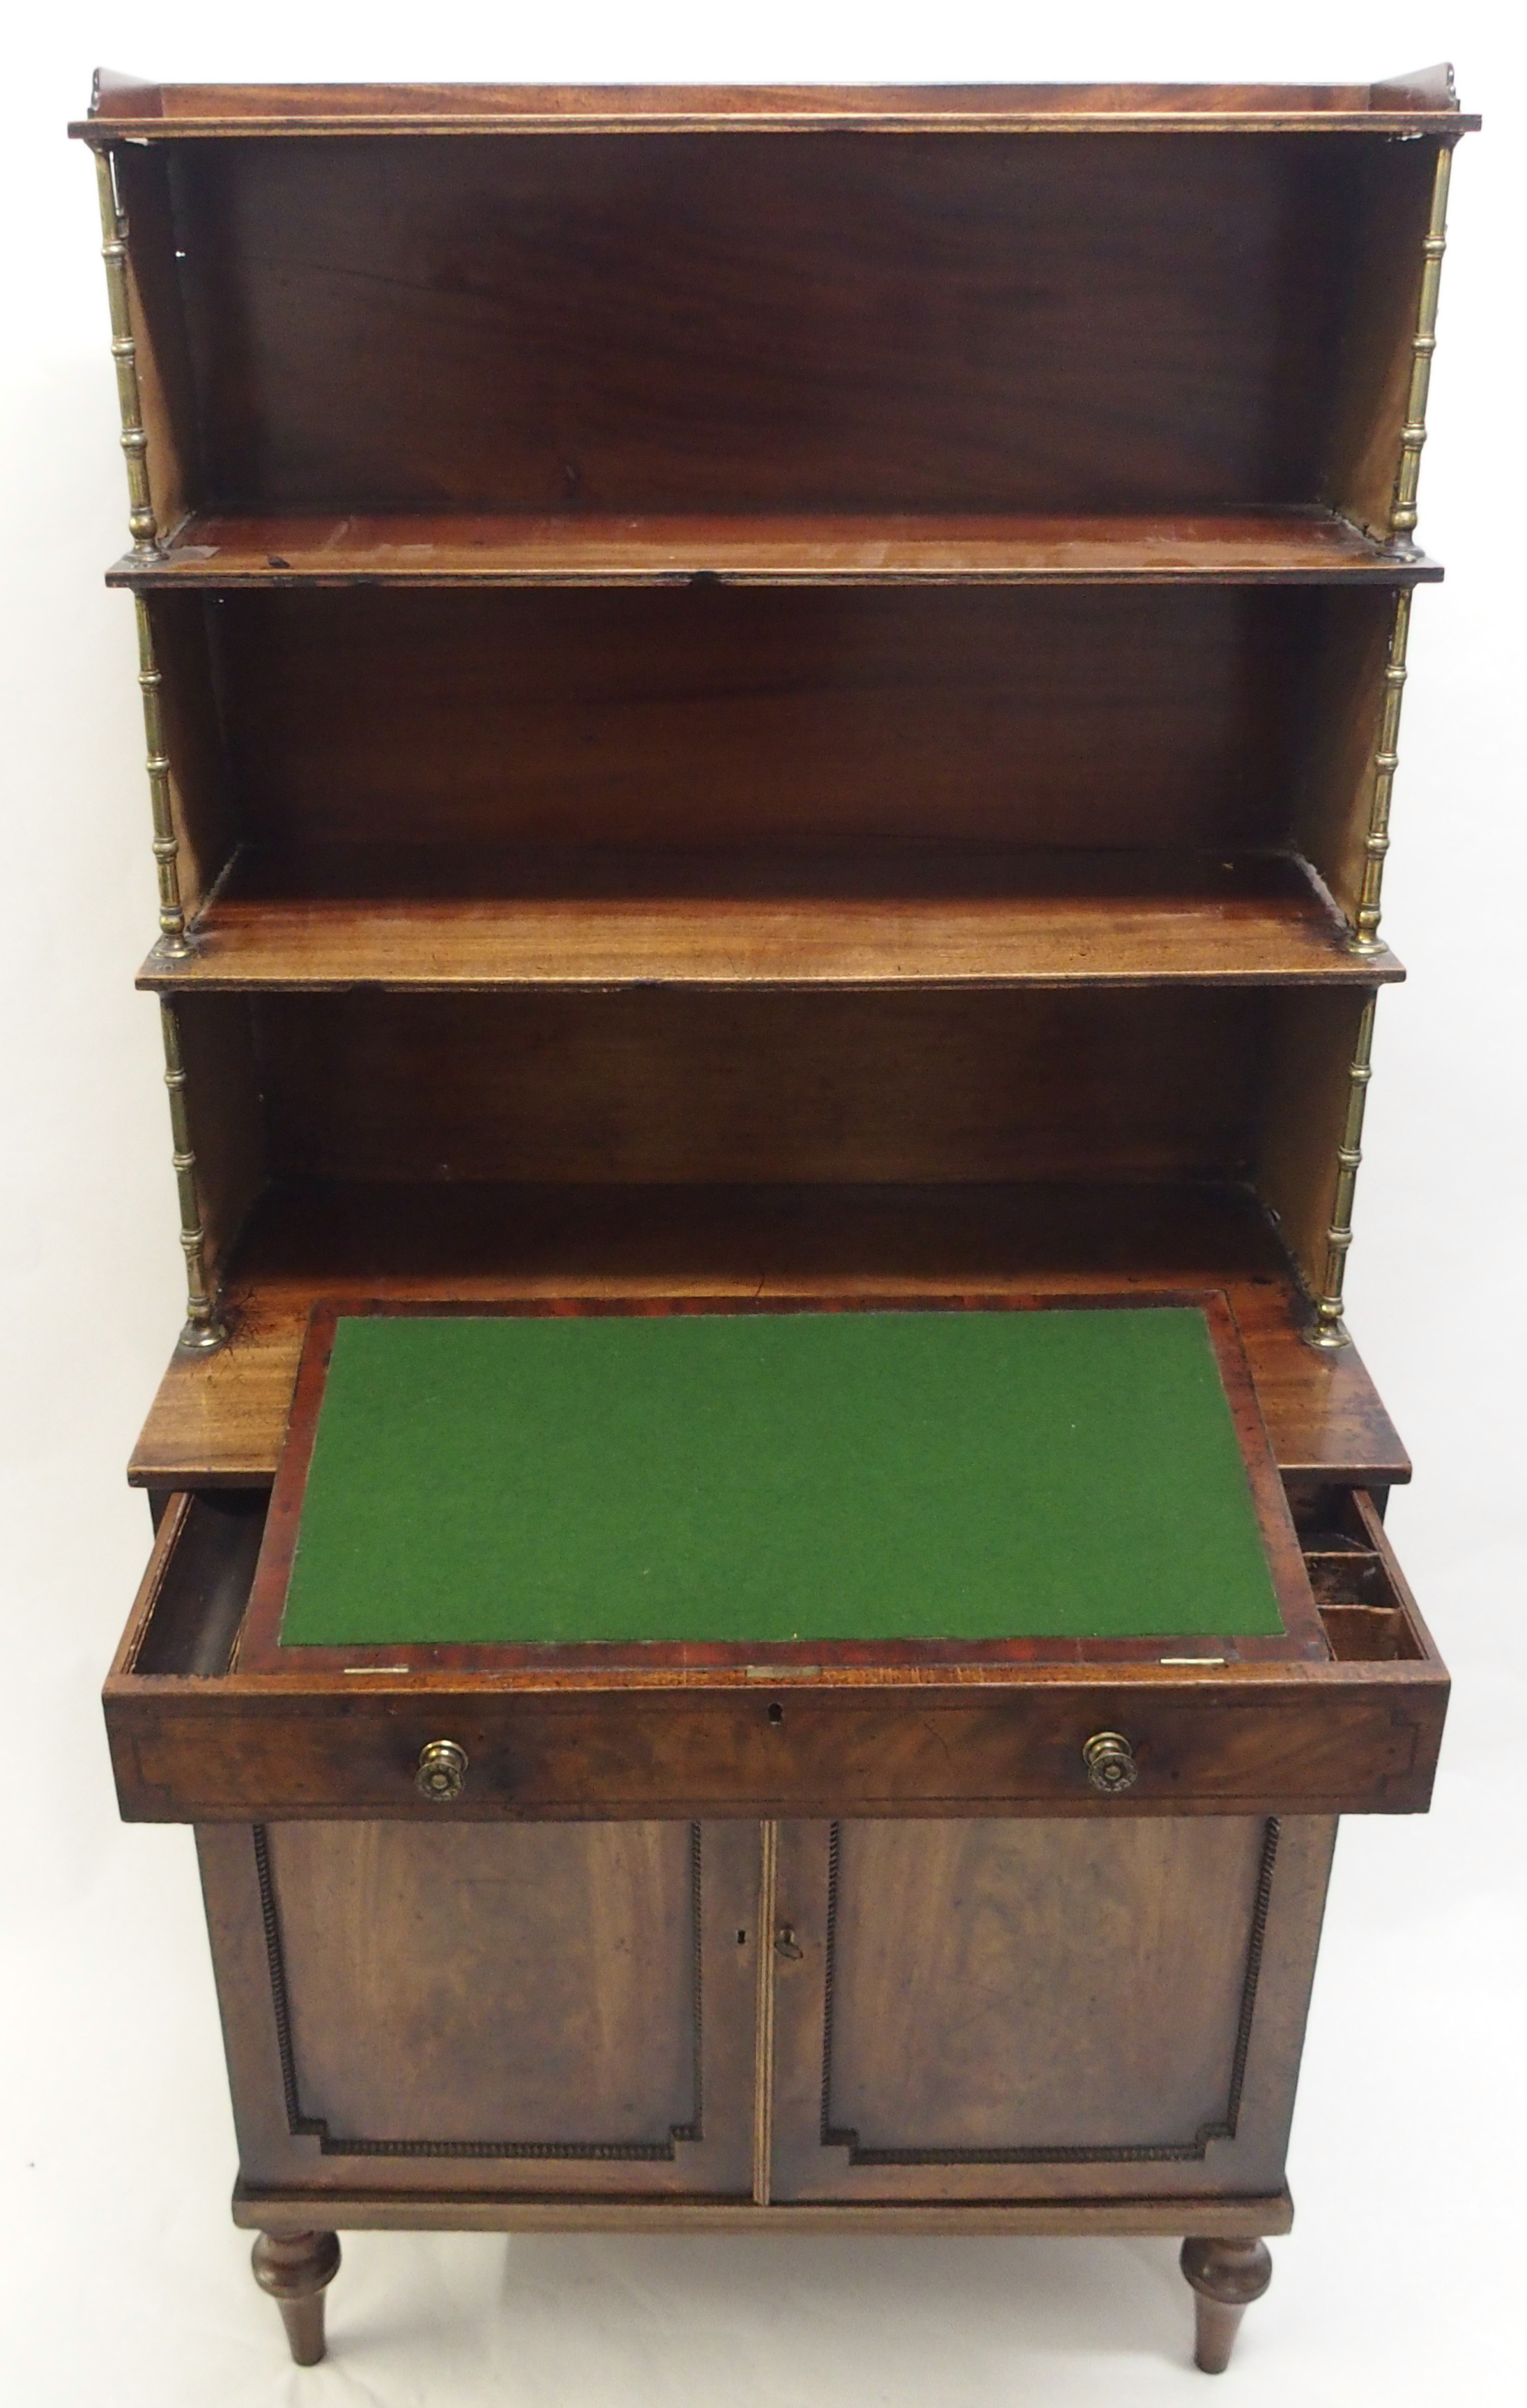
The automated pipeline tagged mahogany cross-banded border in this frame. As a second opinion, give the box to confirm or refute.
[234,1289,1327,1679]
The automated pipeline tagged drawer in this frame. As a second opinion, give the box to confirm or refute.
[105,1487,1446,1821]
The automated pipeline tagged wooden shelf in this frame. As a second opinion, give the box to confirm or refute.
[110,511,1441,592]
[128,1179,1409,1491]
[139,850,1400,995]
[75,72,1479,140]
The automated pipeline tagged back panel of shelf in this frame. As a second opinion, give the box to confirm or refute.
[147,581,1404,949]
[171,981,1374,1313]
[111,129,1445,532]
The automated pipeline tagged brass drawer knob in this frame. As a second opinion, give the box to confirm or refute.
[1082,1731,1137,1794]
[416,1739,468,1802]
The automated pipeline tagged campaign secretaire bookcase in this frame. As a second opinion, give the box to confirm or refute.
[77,68,1473,2375]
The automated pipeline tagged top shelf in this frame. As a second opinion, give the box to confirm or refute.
[75,70,1480,139]
[111,510,1441,591]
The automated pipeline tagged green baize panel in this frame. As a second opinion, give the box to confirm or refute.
[278,1307,1284,1648]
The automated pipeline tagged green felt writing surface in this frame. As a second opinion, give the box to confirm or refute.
[277,1306,1284,1649]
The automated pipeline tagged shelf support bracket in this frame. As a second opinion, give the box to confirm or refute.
[1388,140,1453,553]
[1349,588,1411,954]
[1303,992,1378,1351]
[160,999,229,1355]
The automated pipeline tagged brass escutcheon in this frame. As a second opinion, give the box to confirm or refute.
[1082,1731,1138,1794]
[416,1739,468,1802]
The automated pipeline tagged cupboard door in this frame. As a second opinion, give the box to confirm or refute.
[768,1816,1334,2203]
[199,1818,759,2198]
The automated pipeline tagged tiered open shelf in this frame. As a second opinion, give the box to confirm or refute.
[113,509,1441,589]
[83,66,1464,1432]
[140,848,1398,994]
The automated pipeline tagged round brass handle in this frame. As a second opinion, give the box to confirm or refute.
[1082,1731,1138,1795]
[416,1739,468,1802]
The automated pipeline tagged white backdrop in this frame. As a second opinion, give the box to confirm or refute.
[1,8,1522,2402]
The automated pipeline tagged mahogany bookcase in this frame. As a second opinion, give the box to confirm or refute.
[76,66,1474,2374]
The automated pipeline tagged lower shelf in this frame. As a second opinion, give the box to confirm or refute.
[130,1179,1407,1489]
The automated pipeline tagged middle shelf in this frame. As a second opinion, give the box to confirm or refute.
[108,509,1442,590]
[140,845,1398,993]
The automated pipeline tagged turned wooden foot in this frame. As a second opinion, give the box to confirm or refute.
[1179,2236,1272,2373]
[252,2230,342,2365]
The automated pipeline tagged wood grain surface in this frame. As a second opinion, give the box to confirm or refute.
[143,850,1397,993]
[77,78,1478,135]
[152,580,1330,857]
[106,1479,1447,1823]
[229,2187,1294,2235]
[100,135,1400,519]
[112,510,1441,587]
[126,1180,1410,1488]
[197,1818,760,2195]
[134,580,1411,978]
[767,1816,1336,2200]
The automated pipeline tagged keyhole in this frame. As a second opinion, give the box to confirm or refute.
[736,1928,747,1947]
[766,1701,784,1724]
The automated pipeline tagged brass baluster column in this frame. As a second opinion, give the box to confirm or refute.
[1304,992,1378,1352]
[1351,588,1411,955]
[160,1000,228,1353]
[135,598,192,960]
[95,144,225,1349]
[93,144,160,565]
[1389,141,1454,553]
[1319,131,1455,1312]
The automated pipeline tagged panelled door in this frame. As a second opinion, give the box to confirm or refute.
[765,1816,1336,2204]
[200,1818,760,2198]
[202,1812,1335,2209]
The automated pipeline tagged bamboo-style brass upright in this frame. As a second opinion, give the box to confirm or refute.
[160,1000,228,1354]
[96,143,220,1341]
[92,146,159,565]
[1389,142,1453,551]
[1304,992,1379,1351]
[1351,589,1412,954]
[93,147,192,959]
[135,599,191,959]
